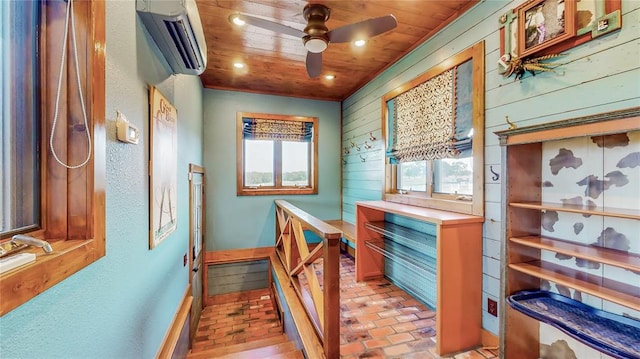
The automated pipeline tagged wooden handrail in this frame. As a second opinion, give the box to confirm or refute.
[274,200,341,359]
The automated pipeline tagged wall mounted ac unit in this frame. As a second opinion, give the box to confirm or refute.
[136,0,207,75]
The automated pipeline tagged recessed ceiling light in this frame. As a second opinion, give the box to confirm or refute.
[233,62,245,69]
[324,74,335,80]
[229,14,245,26]
[354,39,366,47]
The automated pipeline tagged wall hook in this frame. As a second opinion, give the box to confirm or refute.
[369,132,377,141]
[364,141,373,149]
[355,143,361,151]
[490,165,500,181]
[342,158,347,165]
[505,115,517,130]
[359,154,366,162]
[344,147,350,155]
[350,139,356,148]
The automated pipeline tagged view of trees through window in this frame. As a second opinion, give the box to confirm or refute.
[244,140,309,187]
[398,156,473,195]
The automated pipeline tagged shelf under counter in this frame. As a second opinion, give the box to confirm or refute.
[509,261,640,312]
[509,236,640,272]
[509,201,640,220]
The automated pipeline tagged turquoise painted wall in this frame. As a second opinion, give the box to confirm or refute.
[202,89,341,251]
[0,1,204,358]
[341,0,640,335]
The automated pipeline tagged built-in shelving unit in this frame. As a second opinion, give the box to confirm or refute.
[355,200,484,356]
[496,107,640,358]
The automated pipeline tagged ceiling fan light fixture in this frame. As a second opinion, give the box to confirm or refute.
[324,74,335,80]
[304,37,328,53]
[354,39,366,47]
[233,62,245,69]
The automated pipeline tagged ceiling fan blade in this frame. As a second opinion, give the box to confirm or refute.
[235,14,306,38]
[328,15,398,43]
[306,52,322,78]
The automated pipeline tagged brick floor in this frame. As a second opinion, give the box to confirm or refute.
[191,289,282,352]
[337,253,497,359]
[192,254,499,358]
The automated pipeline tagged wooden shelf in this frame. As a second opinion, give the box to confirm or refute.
[499,109,640,358]
[509,261,640,312]
[509,201,640,220]
[510,236,640,272]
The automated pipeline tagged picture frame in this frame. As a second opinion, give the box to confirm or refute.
[517,0,576,58]
[149,86,178,249]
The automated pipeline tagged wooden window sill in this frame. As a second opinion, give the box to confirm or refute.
[238,187,317,196]
[383,193,476,216]
[0,239,101,315]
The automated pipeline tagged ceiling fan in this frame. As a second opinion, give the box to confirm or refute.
[228,4,398,78]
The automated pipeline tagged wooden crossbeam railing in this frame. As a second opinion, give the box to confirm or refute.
[274,200,342,359]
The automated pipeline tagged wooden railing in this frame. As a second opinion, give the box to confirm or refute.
[274,200,341,359]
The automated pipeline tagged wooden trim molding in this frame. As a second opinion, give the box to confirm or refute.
[156,285,193,359]
[0,0,106,316]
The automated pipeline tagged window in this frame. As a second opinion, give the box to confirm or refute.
[236,112,318,196]
[1,1,40,236]
[383,42,485,216]
[0,0,105,315]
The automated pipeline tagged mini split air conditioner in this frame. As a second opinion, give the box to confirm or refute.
[136,0,207,75]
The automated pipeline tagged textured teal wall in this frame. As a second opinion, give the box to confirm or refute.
[202,89,342,251]
[0,1,204,358]
[341,0,640,335]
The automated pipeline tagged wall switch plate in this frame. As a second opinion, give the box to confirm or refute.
[488,298,498,317]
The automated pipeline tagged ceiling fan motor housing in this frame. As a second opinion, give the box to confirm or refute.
[303,4,330,53]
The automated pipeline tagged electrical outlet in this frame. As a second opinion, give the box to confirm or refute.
[183,253,188,267]
[487,298,498,317]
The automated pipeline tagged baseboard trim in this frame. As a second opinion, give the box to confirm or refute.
[156,285,193,359]
[481,328,499,348]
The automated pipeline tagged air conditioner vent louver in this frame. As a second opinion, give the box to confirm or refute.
[163,19,200,70]
[136,0,207,75]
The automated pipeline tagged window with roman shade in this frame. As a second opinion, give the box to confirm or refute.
[382,41,485,216]
[236,112,318,196]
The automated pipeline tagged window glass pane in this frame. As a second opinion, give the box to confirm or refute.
[398,161,427,192]
[282,141,309,186]
[244,140,274,186]
[433,156,473,196]
[1,1,40,235]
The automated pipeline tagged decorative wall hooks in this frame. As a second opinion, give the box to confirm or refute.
[490,165,500,181]
[364,141,373,149]
[359,154,366,162]
[344,147,350,155]
[369,132,377,141]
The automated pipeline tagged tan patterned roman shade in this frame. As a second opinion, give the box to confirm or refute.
[242,117,313,142]
[386,60,473,163]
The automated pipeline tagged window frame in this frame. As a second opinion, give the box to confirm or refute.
[236,112,318,196]
[382,42,485,216]
[0,0,105,316]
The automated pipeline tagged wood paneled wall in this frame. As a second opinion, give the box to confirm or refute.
[340,0,640,335]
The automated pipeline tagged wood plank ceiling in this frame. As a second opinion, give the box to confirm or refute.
[195,0,478,101]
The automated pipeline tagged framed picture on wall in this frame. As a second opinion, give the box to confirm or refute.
[517,0,575,58]
[149,86,178,249]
